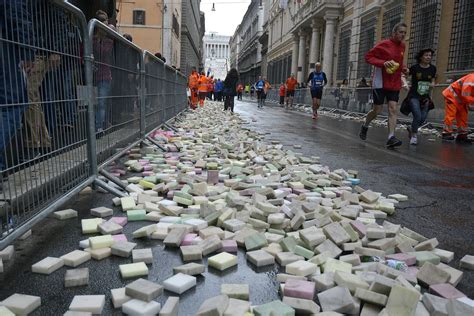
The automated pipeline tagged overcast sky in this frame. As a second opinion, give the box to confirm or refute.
[201,0,252,36]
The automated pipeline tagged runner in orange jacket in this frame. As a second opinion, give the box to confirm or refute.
[442,73,474,143]
[188,67,199,109]
[207,75,214,100]
[198,72,208,107]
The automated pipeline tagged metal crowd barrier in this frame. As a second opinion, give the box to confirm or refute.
[143,51,166,133]
[0,0,188,248]
[264,85,473,128]
[88,19,143,167]
[143,51,187,134]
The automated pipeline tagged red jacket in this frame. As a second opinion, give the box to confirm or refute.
[279,85,286,97]
[365,38,405,91]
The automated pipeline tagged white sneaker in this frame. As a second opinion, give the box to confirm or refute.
[410,136,418,145]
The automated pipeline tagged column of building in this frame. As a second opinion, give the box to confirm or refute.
[291,33,299,76]
[309,19,321,72]
[297,29,306,83]
[322,14,338,86]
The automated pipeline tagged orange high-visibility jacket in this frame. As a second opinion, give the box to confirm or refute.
[442,73,474,106]
[198,75,208,92]
[264,81,271,94]
[188,72,199,90]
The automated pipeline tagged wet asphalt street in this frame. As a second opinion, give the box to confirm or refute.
[0,98,473,315]
[235,98,474,292]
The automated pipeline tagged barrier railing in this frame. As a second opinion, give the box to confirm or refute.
[0,0,188,248]
[144,51,166,133]
[88,19,143,166]
[264,85,473,128]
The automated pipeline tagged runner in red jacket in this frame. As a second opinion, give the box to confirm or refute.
[359,22,408,148]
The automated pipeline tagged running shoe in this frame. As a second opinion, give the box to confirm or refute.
[441,133,455,141]
[410,136,418,145]
[359,125,368,140]
[386,136,402,148]
[455,134,472,144]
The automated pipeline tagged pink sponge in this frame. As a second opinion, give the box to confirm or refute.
[283,279,316,300]
[110,217,128,227]
[112,234,128,242]
[181,234,198,246]
[220,240,238,253]
[429,283,466,299]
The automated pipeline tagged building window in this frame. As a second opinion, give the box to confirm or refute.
[357,15,377,79]
[382,4,405,39]
[337,23,351,81]
[133,10,145,25]
[172,13,180,38]
[448,0,474,71]
[408,0,442,64]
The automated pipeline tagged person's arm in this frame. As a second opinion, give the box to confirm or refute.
[307,73,312,86]
[323,73,328,86]
[365,41,393,68]
[406,65,414,77]
[401,74,409,91]
[403,65,415,91]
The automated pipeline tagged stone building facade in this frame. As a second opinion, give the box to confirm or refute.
[116,0,166,56]
[229,0,265,85]
[180,0,206,76]
[116,0,207,73]
[252,0,474,89]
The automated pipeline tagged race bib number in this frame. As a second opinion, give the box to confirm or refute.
[312,80,323,90]
[417,81,430,96]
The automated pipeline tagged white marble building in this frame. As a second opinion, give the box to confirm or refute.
[203,32,231,80]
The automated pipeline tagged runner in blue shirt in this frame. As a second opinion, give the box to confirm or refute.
[214,79,224,102]
[255,76,266,108]
[307,63,328,119]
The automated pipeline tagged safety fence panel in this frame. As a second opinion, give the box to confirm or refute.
[267,86,472,127]
[163,66,177,123]
[88,20,143,166]
[143,52,166,133]
[294,89,311,105]
[265,90,279,103]
[176,73,188,115]
[0,1,189,248]
[0,0,93,244]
